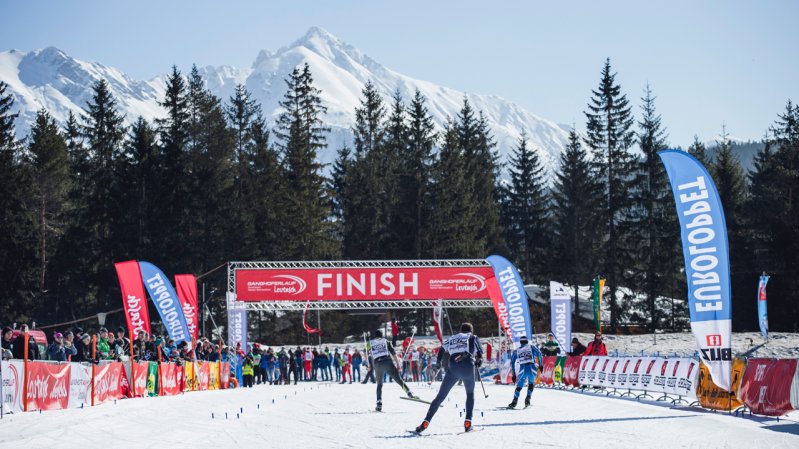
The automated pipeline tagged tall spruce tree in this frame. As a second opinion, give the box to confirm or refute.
[26,109,71,293]
[245,113,285,259]
[627,86,677,330]
[503,132,550,277]
[688,135,711,167]
[273,63,336,259]
[122,117,158,258]
[584,58,637,331]
[552,129,602,324]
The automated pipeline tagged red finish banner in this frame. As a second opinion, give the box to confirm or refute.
[159,363,184,396]
[175,274,199,342]
[93,362,129,405]
[563,356,582,387]
[220,362,230,389]
[487,277,511,336]
[739,358,799,416]
[539,356,557,385]
[26,362,70,411]
[115,261,151,336]
[235,267,495,301]
[129,361,149,397]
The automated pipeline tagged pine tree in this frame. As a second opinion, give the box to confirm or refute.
[26,109,71,292]
[273,64,336,259]
[226,83,260,198]
[380,90,407,258]
[688,135,711,167]
[583,58,637,331]
[0,81,17,149]
[398,90,436,258]
[245,113,285,259]
[503,132,549,277]
[551,129,602,324]
[123,117,158,257]
[627,86,678,330]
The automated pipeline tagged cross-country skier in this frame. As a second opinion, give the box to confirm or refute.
[507,335,542,408]
[414,323,483,434]
[370,330,416,411]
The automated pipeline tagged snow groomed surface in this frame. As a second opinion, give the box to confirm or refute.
[1,381,797,448]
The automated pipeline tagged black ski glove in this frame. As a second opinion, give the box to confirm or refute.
[512,374,517,383]
[475,357,482,367]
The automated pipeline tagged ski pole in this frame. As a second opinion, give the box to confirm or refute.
[476,366,488,398]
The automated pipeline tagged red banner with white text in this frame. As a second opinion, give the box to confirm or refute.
[487,276,511,337]
[563,356,582,387]
[26,362,70,411]
[236,267,495,301]
[159,363,184,396]
[175,274,199,342]
[127,361,149,398]
[739,358,799,416]
[93,362,129,405]
[115,261,151,336]
[538,356,557,385]
[220,362,230,389]
[197,362,210,391]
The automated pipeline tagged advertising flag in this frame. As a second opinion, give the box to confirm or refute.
[227,293,248,351]
[592,277,605,333]
[175,274,199,342]
[487,276,511,337]
[659,149,733,391]
[486,255,532,346]
[757,275,770,340]
[114,261,151,336]
[550,281,572,350]
[302,300,323,335]
[139,261,192,344]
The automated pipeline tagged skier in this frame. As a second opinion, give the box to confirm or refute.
[507,335,542,408]
[370,330,416,411]
[414,323,483,434]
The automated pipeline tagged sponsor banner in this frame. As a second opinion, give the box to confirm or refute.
[26,362,70,411]
[606,358,627,389]
[665,358,701,397]
[220,362,231,389]
[93,362,129,405]
[184,362,196,392]
[197,362,210,391]
[757,275,769,340]
[553,356,566,384]
[175,274,200,343]
[578,356,699,396]
[139,261,192,344]
[115,260,152,336]
[659,149,733,391]
[159,363,184,396]
[563,356,582,388]
[68,363,91,408]
[123,361,149,398]
[209,363,220,390]
[486,255,532,346]
[697,357,745,411]
[1,360,25,413]
[539,357,558,385]
[739,358,798,416]
[146,362,158,396]
[227,301,248,351]
[487,277,511,337]
[550,282,572,350]
[592,277,604,332]
[236,266,495,301]
[626,357,651,390]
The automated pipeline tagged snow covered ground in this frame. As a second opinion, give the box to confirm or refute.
[1,380,797,448]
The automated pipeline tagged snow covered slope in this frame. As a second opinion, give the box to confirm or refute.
[0,381,796,448]
[0,27,570,172]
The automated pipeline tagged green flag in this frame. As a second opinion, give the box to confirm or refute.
[592,277,605,333]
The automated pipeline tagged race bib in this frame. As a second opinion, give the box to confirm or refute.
[444,333,470,355]
[370,339,390,359]
[517,345,534,364]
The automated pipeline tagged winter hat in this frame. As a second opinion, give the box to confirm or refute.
[519,336,529,344]
[54,332,63,339]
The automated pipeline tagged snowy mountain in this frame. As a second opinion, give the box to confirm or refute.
[0,26,571,173]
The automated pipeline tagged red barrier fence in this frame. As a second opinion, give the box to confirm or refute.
[563,356,582,387]
[738,358,799,416]
[26,362,70,411]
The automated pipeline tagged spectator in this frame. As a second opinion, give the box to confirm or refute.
[12,324,40,360]
[339,350,351,384]
[568,337,586,356]
[242,355,255,388]
[303,348,313,380]
[47,332,70,361]
[542,333,561,356]
[63,331,77,361]
[115,327,130,355]
[133,331,148,361]
[278,348,289,385]
[583,333,608,356]
[325,347,334,381]
[106,332,120,360]
[351,349,363,383]
[2,348,11,360]
[291,347,302,384]
[391,318,400,346]
[73,332,93,362]
[145,334,156,359]
[264,348,277,385]
[2,326,13,353]
[97,328,110,359]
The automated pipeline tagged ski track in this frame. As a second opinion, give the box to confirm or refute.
[0,382,797,448]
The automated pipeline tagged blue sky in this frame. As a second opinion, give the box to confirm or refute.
[2,0,797,146]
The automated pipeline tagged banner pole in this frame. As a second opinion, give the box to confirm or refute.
[91,334,96,407]
[157,346,163,396]
[130,331,136,397]
[23,330,29,412]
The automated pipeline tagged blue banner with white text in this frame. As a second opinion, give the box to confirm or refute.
[486,255,532,347]
[658,149,732,391]
[138,261,192,344]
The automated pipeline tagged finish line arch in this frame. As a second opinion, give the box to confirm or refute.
[226,259,496,311]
